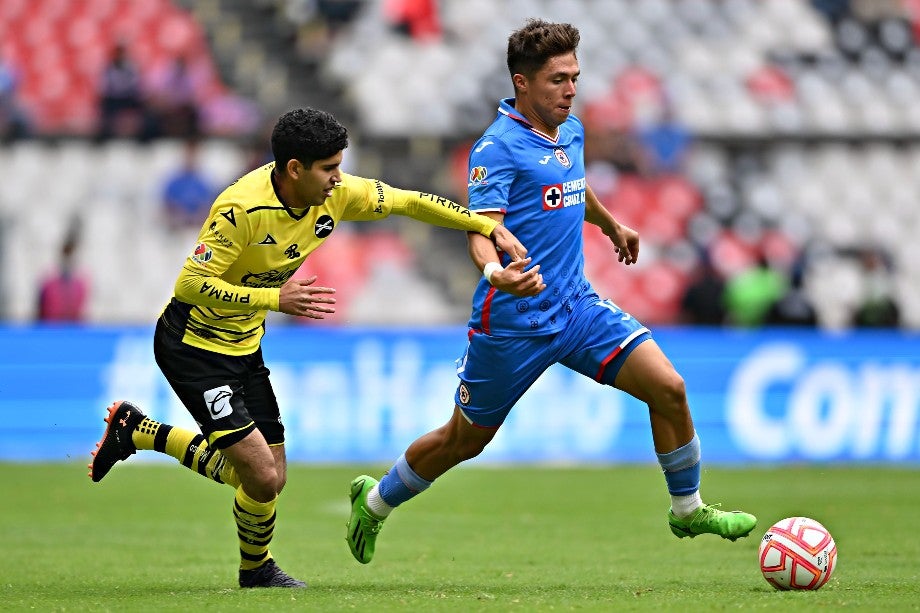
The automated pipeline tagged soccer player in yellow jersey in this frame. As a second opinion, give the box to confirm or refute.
[87,108,541,588]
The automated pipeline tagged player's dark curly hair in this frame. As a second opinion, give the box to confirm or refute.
[271,108,349,169]
[507,19,580,80]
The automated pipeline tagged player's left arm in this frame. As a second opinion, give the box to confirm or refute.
[343,177,527,260]
[584,183,639,265]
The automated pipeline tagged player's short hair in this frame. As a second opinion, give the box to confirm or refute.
[271,108,348,169]
[507,19,580,81]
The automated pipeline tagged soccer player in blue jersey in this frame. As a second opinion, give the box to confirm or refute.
[346,19,756,565]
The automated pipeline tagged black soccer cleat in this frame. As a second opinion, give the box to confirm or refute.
[239,559,307,588]
[88,401,145,482]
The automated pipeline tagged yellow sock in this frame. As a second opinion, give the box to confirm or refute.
[132,418,240,488]
[234,487,276,570]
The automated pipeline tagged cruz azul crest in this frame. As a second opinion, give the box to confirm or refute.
[553,148,571,168]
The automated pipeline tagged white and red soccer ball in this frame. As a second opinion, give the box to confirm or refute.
[759,516,837,590]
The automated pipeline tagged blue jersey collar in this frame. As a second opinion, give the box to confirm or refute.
[497,98,560,143]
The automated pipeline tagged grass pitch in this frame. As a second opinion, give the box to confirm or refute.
[2,462,917,611]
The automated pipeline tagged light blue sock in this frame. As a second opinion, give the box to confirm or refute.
[656,433,701,496]
[378,453,432,508]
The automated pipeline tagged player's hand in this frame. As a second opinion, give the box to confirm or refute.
[279,275,337,318]
[490,224,527,262]
[609,223,639,265]
[490,257,545,297]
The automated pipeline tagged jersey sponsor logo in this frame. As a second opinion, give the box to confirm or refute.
[258,233,277,245]
[198,280,251,304]
[542,176,586,211]
[203,385,233,420]
[192,243,213,265]
[208,222,233,247]
[469,166,488,185]
[538,155,552,164]
[220,208,236,227]
[474,140,495,153]
[240,268,297,288]
[419,192,470,216]
[554,148,571,168]
[542,184,564,210]
[314,215,334,238]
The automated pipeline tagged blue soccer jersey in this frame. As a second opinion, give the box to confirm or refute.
[467,98,593,336]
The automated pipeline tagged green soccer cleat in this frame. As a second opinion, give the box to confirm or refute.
[668,504,757,541]
[346,475,385,564]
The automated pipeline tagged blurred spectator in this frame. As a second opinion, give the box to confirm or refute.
[160,139,217,231]
[97,42,152,141]
[584,123,645,177]
[764,263,819,327]
[635,105,693,177]
[317,0,365,33]
[384,0,442,41]
[147,55,203,138]
[679,253,726,325]
[37,223,89,322]
[852,248,901,327]
[0,53,30,142]
[811,0,852,22]
[723,255,787,327]
[198,91,263,138]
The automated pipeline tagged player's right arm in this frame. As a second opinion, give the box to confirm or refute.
[466,136,544,296]
[172,203,280,310]
[467,212,545,297]
[172,202,335,316]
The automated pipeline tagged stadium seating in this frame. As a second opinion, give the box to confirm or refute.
[312,0,920,328]
[0,138,452,324]
[0,0,233,136]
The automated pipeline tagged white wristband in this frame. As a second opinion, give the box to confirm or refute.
[482,261,503,285]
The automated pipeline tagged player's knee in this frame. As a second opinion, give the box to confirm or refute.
[456,437,489,462]
[656,371,688,413]
[244,466,280,501]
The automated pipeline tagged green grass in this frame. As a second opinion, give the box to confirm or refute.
[2,463,918,611]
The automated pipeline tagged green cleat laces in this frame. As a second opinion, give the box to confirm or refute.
[346,475,385,564]
[668,504,757,541]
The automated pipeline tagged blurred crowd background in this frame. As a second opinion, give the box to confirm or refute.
[2,0,917,329]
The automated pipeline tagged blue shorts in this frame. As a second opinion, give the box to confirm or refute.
[454,292,651,428]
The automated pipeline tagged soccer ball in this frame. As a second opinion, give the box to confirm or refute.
[759,516,837,590]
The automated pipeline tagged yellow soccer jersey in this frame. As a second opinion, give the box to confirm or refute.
[160,163,496,356]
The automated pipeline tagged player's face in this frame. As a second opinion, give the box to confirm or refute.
[296,151,343,207]
[518,52,579,133]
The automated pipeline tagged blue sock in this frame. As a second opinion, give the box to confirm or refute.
[656,433,701,496]
[378,454,432,508]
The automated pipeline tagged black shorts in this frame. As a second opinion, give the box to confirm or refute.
[153,319,284,449]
